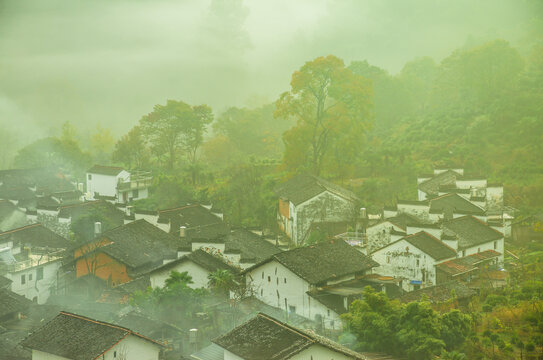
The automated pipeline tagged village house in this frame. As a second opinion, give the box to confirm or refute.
[126,203,227,236]
[371,231,458,291]
[0,200,28,232]
[275,174,359,245]
[86,165,152,204]
[174,228,282,269]
[442,215,505,264]
[0,287,33,325]
[20,311,165,360]
[149,249,240,289]
[28,199,126,240]
[74,219,179,287]
[212,313,368,360]
[398,281,476,305]
[243,241,378,330]
[0,168,77,211]
[0,223,71,304]
[435,250,502,286]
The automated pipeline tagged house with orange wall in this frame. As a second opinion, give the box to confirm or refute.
[74,220,179,286]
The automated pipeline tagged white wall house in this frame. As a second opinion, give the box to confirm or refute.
[21,311,164,360]
[244,241,377,330]
[275,175,359,245]
[86,165,151,204]
[372,232,457,292]
[5,257,62,304]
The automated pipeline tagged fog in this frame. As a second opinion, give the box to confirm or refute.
[0,0,531,140]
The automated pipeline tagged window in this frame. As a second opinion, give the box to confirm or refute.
[114,351,117,358]
[386,256,390,264]
[21,274,26,285]
[416,259,420,267]
[268,276,271,283]
[29,273,33,281]
[88,174,92,180]
[462,250,466,257]
[262,271,264,279]
[494,241,497,250]
[284,278,287,284]
[132,189,139,198]
[37,267,44,280]
[276,278,279,285]
[260,289,263,296]
[327,309,330,316]
[289,305,296,314]
[275,267,277,275]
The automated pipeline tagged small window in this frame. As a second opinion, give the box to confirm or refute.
[289,305,296,314]
[37,267,44,280]
[284,278,287,284]
[268,276,271,283]
[327,309,330,316]
[88,174,92,180]
[21,274,26,285]
[494,241,497,250]
[386,256,390,264]
[29,273,33,281]
[462,250,466,257]
[260,289,263,296]
[132,189,139,198]
[416,259,420,267]
[114,351,117,358]
[276,278,279,285]
[275,267,277,275]
[262,271,264,279]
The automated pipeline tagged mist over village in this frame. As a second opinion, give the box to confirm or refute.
[0,1,542,359]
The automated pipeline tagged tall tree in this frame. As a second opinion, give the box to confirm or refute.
[276,55,373,176]
[112,126,149,170]
[139,100,213,172]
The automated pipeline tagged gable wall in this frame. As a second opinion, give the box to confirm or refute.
[246,260,342,330]
[294,191,356,245]
[105,334,160,360]
[75,252,132,286]
[372,239,450,291]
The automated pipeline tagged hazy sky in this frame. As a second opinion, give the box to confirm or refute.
[0,0,531,143]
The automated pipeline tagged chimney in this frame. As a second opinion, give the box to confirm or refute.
[360,207,367,219]
[126,205,133,217]
[180,226,186,238]
[94,222,102,237]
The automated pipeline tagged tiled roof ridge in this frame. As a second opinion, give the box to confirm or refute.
[59,200,102,210]
[88,164,124,170]
[159,203,200,213]
[59,311,165,348]
[452,215,504,237]
[0,222,41,236]
[407,231,457,253]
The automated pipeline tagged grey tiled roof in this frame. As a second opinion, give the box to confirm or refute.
[20,311,164,360]
[213,313,367,360]
[275,174,358,206]
[247,240,378,285]
[443,216,503,249]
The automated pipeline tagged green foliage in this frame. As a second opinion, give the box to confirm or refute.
[130,270,208,327]
[207,269,236,298]
[342,287,472,360]
[112,126,149,169]
[276,55,374,176]
[139,100,213,172]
